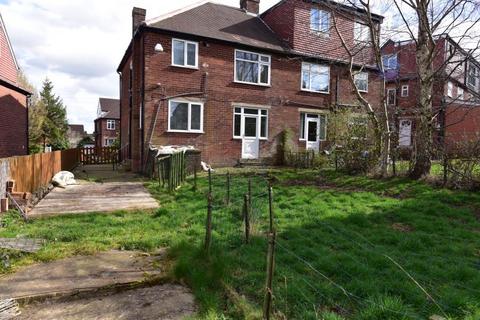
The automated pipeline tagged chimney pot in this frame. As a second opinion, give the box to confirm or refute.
[132,7,146,36]
[240,0,260,15]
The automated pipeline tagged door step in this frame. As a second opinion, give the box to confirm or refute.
[236,158,271,167]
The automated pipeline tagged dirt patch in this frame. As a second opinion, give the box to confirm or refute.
[391,223,415,232]
[16,284,196,320]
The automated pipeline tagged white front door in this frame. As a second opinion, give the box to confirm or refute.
[242,116,260,159]
[399,119,412,146]
[306,118,320,152]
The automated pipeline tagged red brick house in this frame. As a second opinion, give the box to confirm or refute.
[0,13,30,158]
[94,98,120,147]
[118,0,384,171]
[381,35,480,153]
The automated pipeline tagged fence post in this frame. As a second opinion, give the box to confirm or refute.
[243,194,250,244]
[248,177,252,210]
[263,230,276,320]
[204,192,213,255]
[208,168,212,194]
[226,171,230,205]
[157,160,161,190]
[268,185,274,233]
[443,153,448,186]
[193,163,197,192]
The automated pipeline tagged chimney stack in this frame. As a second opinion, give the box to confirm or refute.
[132,7,146,36]
[240,0,260,15]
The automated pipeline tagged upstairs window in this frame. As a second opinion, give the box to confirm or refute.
[382,54,398,70]
[468,63,478,88]
[235,50,271,85]
[310,8,330,34]
[447,81,453,97]
[401,85,409,97]
[301,63,330,93]
[387,88,396,105]
[354,21,370,43]
[172,39,198,68]
[168,100,203,133]
[354,72,369,92]
[458,87,464,100]
[107,120,115,130]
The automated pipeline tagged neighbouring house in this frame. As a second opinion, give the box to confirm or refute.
[67,124,88,148]
[118,0,384,172]
[382,35,480,154]
[0,12,31,158]
[94,98,120,147]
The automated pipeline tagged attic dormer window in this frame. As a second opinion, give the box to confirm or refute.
[310,8,330,35]
[354,20,370,43]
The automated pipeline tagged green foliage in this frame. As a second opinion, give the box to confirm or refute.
[357,295,418,320]
[328,109,377,173]
[76,136,94,148]
[40,78,69,150]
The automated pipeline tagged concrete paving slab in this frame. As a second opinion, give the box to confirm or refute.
[16,284,196,320]
[0,250,165,300]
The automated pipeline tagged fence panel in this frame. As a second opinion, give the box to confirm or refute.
[0,148,81,195]
[156,152,186,191]
[81,147,118,165]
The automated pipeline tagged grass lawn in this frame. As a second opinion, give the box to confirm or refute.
[1,169,480,319]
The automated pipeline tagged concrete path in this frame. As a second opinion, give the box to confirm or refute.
[16,284,196,320]
[0,250,165,300]
[28,165,158,217]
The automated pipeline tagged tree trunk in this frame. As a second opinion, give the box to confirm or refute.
[410,2,433,179]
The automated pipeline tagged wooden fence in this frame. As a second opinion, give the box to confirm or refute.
[0,149,80,197]
[156,152,187,191]
[80,147,118,165]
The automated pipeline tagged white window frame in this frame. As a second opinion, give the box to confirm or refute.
[233,107,268,140]
[447,81,453,98]
[299,112,327,142]
[104,138,116,147]
[106,120,115,130]
[401,85,409,97]
[382,54,398,70]
[301,62,330,94]
[354,72,369,93]
[234,49,271,86]
[171,38,199,69]
[387,88,396,105]
[467,63,478,88]
[457,87,464,100]
[310,8,330,35]
[354,20,370,43]
[167,100,204,133]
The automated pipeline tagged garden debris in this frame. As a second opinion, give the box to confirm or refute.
[51,171,77,188]
[0,299,20,319]
[391,223,414,232]
[0,238,45,253]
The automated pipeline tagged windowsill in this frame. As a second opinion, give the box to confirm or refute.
[299,139,327,142]
[170,64,199,70]
[233,80,271,87]
[233,137,268,141]
[358,90,368,93]
[309,30,330,38]
[167,130,204,134]
[301,88,330,95]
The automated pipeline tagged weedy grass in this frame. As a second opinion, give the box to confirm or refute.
[1,168,480,319]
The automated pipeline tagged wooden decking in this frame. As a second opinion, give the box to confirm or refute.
[28,165,159,217]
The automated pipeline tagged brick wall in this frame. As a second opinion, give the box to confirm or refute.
[95,118,120,147]
[262,0,378,66]
[0,85,28,158]
[0,23,18,84]
[121,30,383,171]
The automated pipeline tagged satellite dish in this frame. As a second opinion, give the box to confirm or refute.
[154,43,164,52]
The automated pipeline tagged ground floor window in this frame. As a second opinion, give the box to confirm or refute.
[168,100,204,133]
[104,138,116,147]
[233,107,268,139]
[299,113,327,141]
